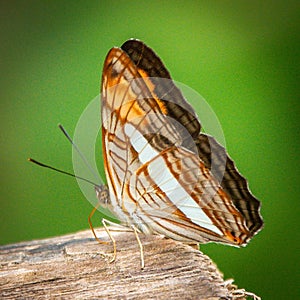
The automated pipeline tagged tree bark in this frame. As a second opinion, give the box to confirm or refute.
[0,227,251,299]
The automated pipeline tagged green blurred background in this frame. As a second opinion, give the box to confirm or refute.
[1,1,299,299]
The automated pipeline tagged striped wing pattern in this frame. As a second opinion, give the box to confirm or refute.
[100,40,263,246]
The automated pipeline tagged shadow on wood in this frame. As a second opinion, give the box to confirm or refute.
[0,228,256,299]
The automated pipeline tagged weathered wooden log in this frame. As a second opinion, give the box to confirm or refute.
[0,227,255,299]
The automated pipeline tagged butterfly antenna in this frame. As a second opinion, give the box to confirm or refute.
[28,158,99,186]
[58,124,101,184]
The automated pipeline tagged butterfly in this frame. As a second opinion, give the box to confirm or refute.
[96,39,263,266]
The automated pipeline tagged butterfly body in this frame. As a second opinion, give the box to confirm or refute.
[99,39,263,248]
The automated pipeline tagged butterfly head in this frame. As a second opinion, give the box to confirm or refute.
[95,184,111,208]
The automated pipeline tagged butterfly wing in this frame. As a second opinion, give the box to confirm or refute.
[101,39,263,246]
[195,133,263,238]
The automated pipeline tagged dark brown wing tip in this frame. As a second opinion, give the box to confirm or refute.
[121,39,144,53]
[121,39,171,79]
[120,39,201,139]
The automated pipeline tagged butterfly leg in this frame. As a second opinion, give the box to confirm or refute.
[101,219,132,232]
[89,205,144,267]
[131,225,144,269]
[88,203,109,245]
[88,204,116,263]
[102,219,117,263]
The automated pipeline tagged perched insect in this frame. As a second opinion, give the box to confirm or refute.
[29,39,263,269]
[97,39,263,267]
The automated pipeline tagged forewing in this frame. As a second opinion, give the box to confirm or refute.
[101,44,192,220]
[101,39,263,245]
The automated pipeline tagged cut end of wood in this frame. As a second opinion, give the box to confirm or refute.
[0,228,260,299]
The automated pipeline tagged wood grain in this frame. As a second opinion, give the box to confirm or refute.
[0,227,251,299]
